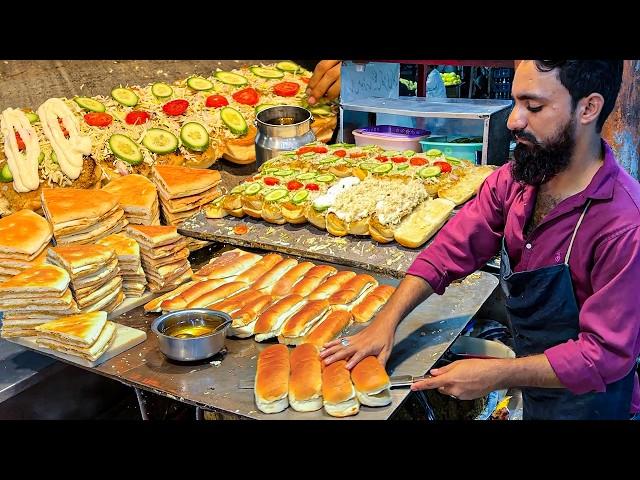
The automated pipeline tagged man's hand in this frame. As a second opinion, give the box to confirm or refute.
[319,315,395,370]
[411,358,506,400]
[307,60,341,105]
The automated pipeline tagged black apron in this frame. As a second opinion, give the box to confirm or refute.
[499,199,635,419]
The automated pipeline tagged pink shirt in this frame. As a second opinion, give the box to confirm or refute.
[407,141,640,412]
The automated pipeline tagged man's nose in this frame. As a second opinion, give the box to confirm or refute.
[507,105,527,131]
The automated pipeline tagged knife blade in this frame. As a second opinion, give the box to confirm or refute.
[237,374,431,390]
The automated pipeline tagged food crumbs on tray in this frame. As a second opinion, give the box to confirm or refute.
[210,360,221,366]
[233,224,249,235]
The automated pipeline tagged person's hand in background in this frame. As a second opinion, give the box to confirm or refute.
[307,60,341,105]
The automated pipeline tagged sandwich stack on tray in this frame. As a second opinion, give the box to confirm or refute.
[151,165,221,250]
[47,244,124,313]
[101,174,161,226]
[96,233,147,298]
[40,188,128,245]
[125,224,192,292]
[0,264,79,338]
[0,209,53,283]
[34,311,116,362]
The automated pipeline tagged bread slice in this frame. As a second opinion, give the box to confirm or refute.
[0,209,52,257]
[393,198,455,249]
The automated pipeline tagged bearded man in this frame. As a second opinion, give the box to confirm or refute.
[320,60,640,420]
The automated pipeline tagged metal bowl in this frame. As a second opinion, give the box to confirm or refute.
[151,309,231,362]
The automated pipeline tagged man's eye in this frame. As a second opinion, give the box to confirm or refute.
[527,105,543,113]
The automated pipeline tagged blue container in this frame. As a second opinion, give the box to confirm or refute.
[420,136,483,163]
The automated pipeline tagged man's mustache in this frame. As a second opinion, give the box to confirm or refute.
[512,130,539,144]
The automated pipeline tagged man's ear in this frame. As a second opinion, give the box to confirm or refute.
[578,93,605,127]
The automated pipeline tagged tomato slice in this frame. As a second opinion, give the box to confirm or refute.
[125,111,150,125]
[15,132,25,150]
[349,152,366,158]
[434,161,452,173]
[301,77,310,84]
[376,156,389,162]
[263,177,280,186]
[162,99,189,116]
[334,149,346,157]
[232,87,259,106]
[287,180,303,191]
[410,157,428,166]
[83,112,113,128]
[233,224,248,235]
[312,146,328,154]
[57,117,69,138]
[305,183,319,191]
[297,146,315,155]
[273,82,300,97]
[391,156,408,163]
[205,95,229,108]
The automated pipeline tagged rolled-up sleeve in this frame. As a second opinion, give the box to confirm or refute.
[407,166,508,294]
[545,225,640,394]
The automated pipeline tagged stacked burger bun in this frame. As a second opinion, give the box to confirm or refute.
[47,244,124,313]
[126,225,192,292]
[101,174,160,225]
[41,188,127,245]
[0,264,79,338]
[96,233,147,297]
[0,210,52,283]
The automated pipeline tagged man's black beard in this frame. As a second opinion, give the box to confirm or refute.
[510,119,575,186]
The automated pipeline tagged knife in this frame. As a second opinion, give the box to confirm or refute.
[237,374,431,389]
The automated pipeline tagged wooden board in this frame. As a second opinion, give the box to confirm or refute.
[7,323,147,368]
[179,211,436,278]
[108,290,156,320]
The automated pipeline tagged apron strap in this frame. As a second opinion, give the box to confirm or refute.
[565,199,592,265]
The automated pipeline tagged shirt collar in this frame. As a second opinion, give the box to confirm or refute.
[582,139,619,201]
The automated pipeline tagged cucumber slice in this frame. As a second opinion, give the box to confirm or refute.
[111,88,139,107]
[419,166,442,178]
[329,143,356,149]
[180,122,209,152]
[250,66,284,79]
[403,150,416,157]
[0,164,13,182]
[187,76,214,91]
[362,145,379,151]
[109,134,143,165]
[142,128,178,154]
[25,111,40,123]
[152,82,173,98]
[316,174,335,183]
[244,183,262,196]
[373,163,393,174]
[255,103,276,114]
[264,189,288,202]
[274,169,294,177]
[296,172,317,180]
[309,105,332,116]
[231,184,246,194]
[291,190,309,204]
[396,164,410,171]
[74,97,106,112]
[313,204,329,212]
[220,107,248,135]
[320,156,338,164]
[359,162,378,171]
[38,151,45,164]
[301,152,316,159]
[50,151,58,164]
[214,71,248,86]
[264,167,280,174]
[425,148,442,156]
[445,156,461,165]
[276,61,301,73]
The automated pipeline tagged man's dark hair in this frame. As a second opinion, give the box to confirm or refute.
[534,60,624,132]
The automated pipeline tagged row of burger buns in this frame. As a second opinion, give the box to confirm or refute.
[255,344,391,417]
[144,249,396,346]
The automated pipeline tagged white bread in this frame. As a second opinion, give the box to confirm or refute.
[393,198,455,249]
[254,344,290,414]
[160,278,226,311]
[229,294,276,333]
[270,261,315,297]
[351,356,392,407]
[307,271,356,301]
[290,265,338,297]
[322,360,360,417]
[253,294,306,342]
[184,281,248,309]
[327,274,378,307]
[234,253,283,284]
[143,280,197,312]
[278,300,331,346]
[0,209,52,257]
[252,258,298,293]
[194,250,262,280]
[302,309,353,348]
[351,285,396,323]
[289,343,323,412]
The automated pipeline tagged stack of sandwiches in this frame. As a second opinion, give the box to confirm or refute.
[101,174,160,225]
[254,344,290,414]
[126,225,192,292]
[96,233,147,297]
[350,356,392,407]
[47,244,124,313]
[41,188,128,245]
[0,210,52,284]
[0,264,79,338]
[35,311,116,362]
